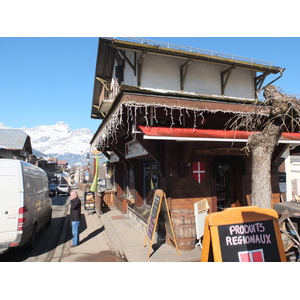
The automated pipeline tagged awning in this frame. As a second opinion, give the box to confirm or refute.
[138,126,300,144]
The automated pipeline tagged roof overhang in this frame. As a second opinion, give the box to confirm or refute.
[139,126,300,144]
[91,39,116,120]
[106,38,284,74]
[90,89,274,150]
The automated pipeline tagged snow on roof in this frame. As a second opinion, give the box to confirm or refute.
[0,128,29,150]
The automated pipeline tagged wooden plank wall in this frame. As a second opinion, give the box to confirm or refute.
[167,196,216,213]
[102,191,116,208]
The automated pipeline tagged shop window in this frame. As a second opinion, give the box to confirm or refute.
[144,162,159,206]
[105,164,115,190]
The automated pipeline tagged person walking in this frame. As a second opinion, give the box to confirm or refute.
[69,190,81,247]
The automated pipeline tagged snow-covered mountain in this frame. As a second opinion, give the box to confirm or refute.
[0,122,94,166]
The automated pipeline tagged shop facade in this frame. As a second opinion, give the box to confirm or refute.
[89,38,290,249]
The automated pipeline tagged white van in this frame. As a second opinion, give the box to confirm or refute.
[0,159,52,254]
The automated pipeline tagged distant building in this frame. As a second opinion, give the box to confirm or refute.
[36,157,58,182]
[37,157,57,172]
[28,154,38,165]
[0,128,32,161]
[48,156,58,164]
[58,160,68,172]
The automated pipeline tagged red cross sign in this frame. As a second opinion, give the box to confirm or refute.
[238,249,265,262]
[192,162,205,183]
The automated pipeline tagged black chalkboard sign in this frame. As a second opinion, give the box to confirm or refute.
[218,220,280,262]
[146,192,161,240]
[201,206,286,262]
[144,189,179,257]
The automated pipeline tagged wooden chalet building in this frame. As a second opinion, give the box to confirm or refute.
[89,38,296,249]
[0,128,32,161]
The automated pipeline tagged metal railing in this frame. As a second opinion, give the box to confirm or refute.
[111,37,276,67]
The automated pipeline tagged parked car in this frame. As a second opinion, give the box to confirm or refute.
[0,159,52,254]
[57,183,70,196]
[49,183,57,197]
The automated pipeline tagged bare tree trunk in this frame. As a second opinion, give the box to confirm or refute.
[230,85,294,208]
[246,85,292,208]
[248,121,282,208]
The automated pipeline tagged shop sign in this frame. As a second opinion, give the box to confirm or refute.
[144,189,179,258]
[84,191,95,211]
[201,206,286,262]
[192,162,205,183]
[125,140,148,159]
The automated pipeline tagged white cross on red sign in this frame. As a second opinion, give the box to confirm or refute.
[238,249,265,262]
[192,162,205,183]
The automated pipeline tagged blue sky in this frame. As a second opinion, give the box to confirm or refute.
[1,37,300,133]
[0,37,100,132]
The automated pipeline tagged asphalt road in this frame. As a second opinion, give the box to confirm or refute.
[0,193,70,262]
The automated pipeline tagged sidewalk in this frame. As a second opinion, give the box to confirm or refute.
[56,190,201,262]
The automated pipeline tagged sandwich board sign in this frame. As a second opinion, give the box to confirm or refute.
[84,191,95,212]
[201,206,286,262]
[144,189,180,258]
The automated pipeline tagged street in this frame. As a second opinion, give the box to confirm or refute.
[0,194,69,262]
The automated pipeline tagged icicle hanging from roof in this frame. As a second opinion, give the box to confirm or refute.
[96,99,269,150]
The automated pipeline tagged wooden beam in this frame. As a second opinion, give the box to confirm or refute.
[135,134,163,172]
[119,50,136,75]
[109,143,131,168]
[254,72,270,92]
[138,51,147,86]
[273,143,289,163]
[180,58,193,91]
[108,46,125,65]
[221,66,235,95]
[100,149,110,160]
[96,77,110,91]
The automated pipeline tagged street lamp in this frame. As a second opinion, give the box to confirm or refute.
[85,152,91,191]
[86,153,90,167]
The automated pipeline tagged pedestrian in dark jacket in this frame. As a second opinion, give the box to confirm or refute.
[70,191,81,247]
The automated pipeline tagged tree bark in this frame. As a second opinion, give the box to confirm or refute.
[248,121,282,208]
